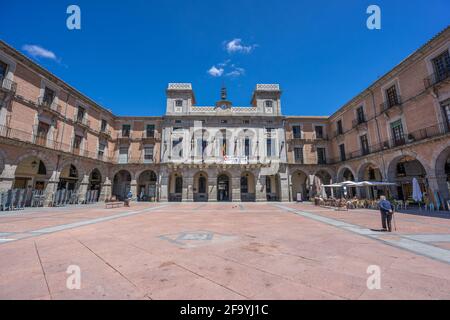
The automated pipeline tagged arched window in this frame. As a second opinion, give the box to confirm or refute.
[241,176,248,193]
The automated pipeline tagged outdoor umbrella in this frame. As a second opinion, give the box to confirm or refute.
[412,177,423,202]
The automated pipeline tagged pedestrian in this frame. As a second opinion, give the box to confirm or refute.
[125,190,132,207]
[378,195,394,232]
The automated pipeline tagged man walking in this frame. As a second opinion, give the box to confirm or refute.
[378,195,394,232]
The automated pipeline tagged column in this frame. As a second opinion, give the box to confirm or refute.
[130,179,138,201]
[231,175,241,202]
[427,175,442,208]
[77,174,89,204]
[0,164,17,192]
[159,172,169,202]
[256,175,266,202]
[278,171,289,202]
[44,170,60,206]
[208,176,217,202]
[183,174,193,202]
[99,177,111,202]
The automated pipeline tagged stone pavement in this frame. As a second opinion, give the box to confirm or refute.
[0,202,449,300]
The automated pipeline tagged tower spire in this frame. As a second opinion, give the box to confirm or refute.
[221,82,227,100]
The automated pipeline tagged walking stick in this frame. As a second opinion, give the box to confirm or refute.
[392,212,397,231]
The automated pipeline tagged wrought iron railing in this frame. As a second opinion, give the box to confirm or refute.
[380,95,402,112]
[0,76,17,93]
[424,66,450,88]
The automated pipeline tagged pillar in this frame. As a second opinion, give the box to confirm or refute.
[99,177,111,202]
[231,175,240,202]
[183,174,193,202]
[130,179,138,201]
[256,175,266,202]
[77,174,89,204]
[0,164,16,192]
[44,170,60,206]
[159,172,169,202]
[278,171,289,202]
[208,175,217,202]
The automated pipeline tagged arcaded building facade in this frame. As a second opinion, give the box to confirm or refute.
[1,26,450,206]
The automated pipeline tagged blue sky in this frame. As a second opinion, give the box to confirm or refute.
[1,1,449,116]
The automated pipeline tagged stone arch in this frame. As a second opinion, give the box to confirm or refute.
[137,170,158,201]
[357,161,384,182]
[312,167,335,182]
[112,169,132,201]
[337,165,356,182]
[58,163,81,191]
[0,148,6,176]
[15,150,56,173]
[12,155,50,190]
[291,169,309,201]
[168,171,183,202]
[217,171,232,201]
[434,146,450,203]
[193,171,208,202]
[111,167,136,181]
[386,154,429,202]
[312,169,333,198]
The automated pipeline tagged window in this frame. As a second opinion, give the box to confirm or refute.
[122,124,131,137]
[118,146,129,164]
[244,137,251,157]
[266,138,275,157]
[265,100,273,113]
[144,146,154,163]
[241,176,249,194]
[360,134,369,155]
[98,142,106,159]
[339,144,346,161]
[197,138,207,157]
[266,178,272,194]
[73,135,82,154]
[396,162,406,177]
[337,120,343,135]
[198,176,207,193]
[77,106,85,122]
[38,161,46,175]
[175,120,182,124]
[356,106,365,124]
[172,137,183,158]
[0,61,7,79]
[432,50,450,82]
[391,120,405,146]
[292,125,302,139]
[368,168,376,180]
[175,100,183,112]
[315,126,324,139]
[243,120,250,125]
[317,147,326,164]
[42,87,55,106]
[100,119,107,132]
[294,147,304,164]
[442,100,450,131]
[386,85,399,108]
[35,122,49,146]
[146,124,155,138]
[220,119,228,124]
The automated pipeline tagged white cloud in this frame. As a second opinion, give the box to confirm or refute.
[225,39,257,54]
[226,67,245,77]
[207,66,224,77]
[22,44,58,61]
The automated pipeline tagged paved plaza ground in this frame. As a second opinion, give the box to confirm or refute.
[1,202,450,300]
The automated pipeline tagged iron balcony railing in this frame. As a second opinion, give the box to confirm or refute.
[0,76,17,93]
[352,117,367,128]
[0,124,115,162]
[380,95,402,112]
[37,96,62,114]
[73,114,90,127]
[424,65,450,88]
[328,122,449,163]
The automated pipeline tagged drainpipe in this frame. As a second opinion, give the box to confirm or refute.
[369,88,388,181]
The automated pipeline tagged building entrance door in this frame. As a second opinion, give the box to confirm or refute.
[217,174,230,201]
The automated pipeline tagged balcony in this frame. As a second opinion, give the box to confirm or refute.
[424,66,450,89]
[380,95,402,113]
[141,131,161,141]
[73,114,90,128]
[117,131,132,141]
[352,117,367,130]
[0,76,17,93]
[99,128,111,138]
[128,156,154,164]
[37,96,62,115]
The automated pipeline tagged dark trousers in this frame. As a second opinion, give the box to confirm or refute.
[380,210,393,231]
